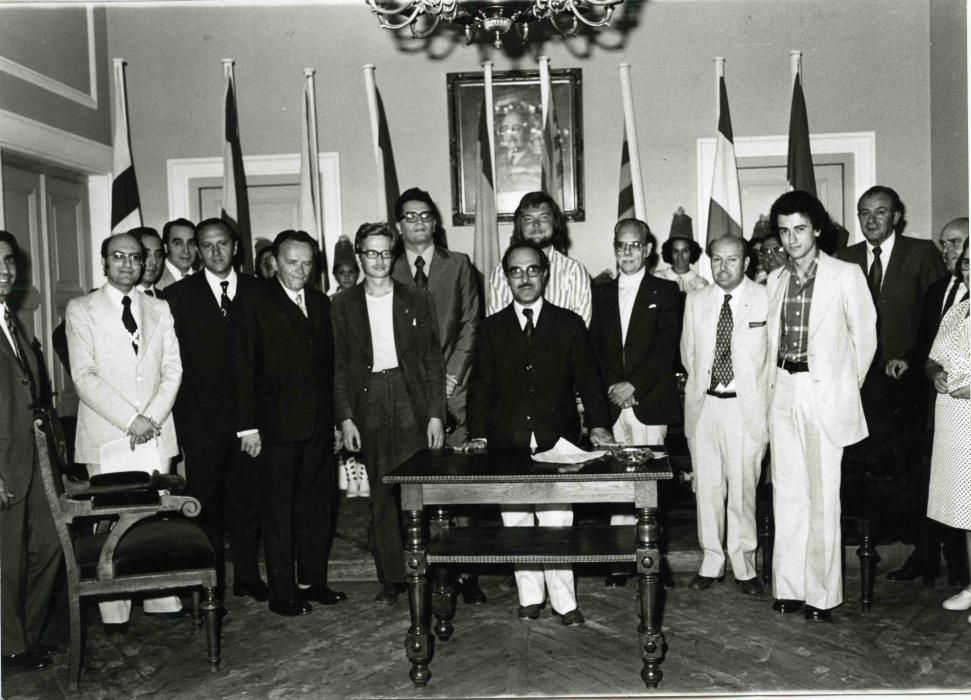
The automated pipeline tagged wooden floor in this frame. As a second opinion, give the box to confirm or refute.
[4,498,971,699]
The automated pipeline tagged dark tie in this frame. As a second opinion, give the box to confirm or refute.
[868,246,883,303]
[220,280,231,319]
[522,307,534,344]
[710,294,734,389]
[414,256,428,290]
[942,281,962,318]
[144,288,156,298]
[122,296,138,354]
[4,305,35,392]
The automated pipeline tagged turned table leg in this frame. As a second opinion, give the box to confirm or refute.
[404,508,433,687]
[856,518,879,613]
[636,507,665,688]
[430,507,456,641]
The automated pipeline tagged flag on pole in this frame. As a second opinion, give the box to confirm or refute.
[706,63,743,245]
[617,133,635,219]
[473,62,499,280]
[221,59,253,271]
[363,65,400,225]
[786,52,816,196]
[300,69,328,291]
[617,62,646,221]
[539,57,564,208]
[110,58,141,233]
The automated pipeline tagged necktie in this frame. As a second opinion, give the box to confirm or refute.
[4,306,36,398]
[414,256,428,290]
[522,307,534,344]
[295,291,308,318]
[710,294,734,389]
[122,296,138,354]
[220,281,231,319]
[942,281,963,318]
[868,246,883,303]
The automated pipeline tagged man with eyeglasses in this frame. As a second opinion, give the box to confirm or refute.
[466,240,612,626]
[486,191,592,326]
[66,232,185,631]
[758,232,787,282]
[333,223,446,607]
[590,219,680,587]
[157,218,198,290]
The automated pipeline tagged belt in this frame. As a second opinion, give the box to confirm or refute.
[706,389,737,399]
[778,358,809,373]
[371,367,401,375]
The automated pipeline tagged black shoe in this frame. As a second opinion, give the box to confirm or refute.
[804,605,832,622]
[558,607,585,626]
[886,552,936,582]
[299,584,347,605]
[772,598,804,614]
[688,574,724,590]
[374,584,405,605]
[604,573,629,588]
[1,649,52,672]
[455,576,487,605]
[102,622,129,636]
[737,578,764,596]
[517,602,545,620]
[233,579,270,602]
[500,574,517,591]
[29,644,60,659]
[268,598,312,617]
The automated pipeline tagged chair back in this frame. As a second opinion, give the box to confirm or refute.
[33,419,82,586]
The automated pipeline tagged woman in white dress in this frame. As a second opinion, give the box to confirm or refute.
[927,239,971,620]
[656,236,709,292]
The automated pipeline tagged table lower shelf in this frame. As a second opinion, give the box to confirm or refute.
[425,525,644,564]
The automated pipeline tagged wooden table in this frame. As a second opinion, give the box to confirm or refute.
[384,447,673,689]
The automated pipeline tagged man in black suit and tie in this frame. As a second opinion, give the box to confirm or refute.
[130,227,166,298]
[0,230,62,673]
[590,219,680,587]
[166,218,266,602]
[234,229,344,616]
[466,241,613,626]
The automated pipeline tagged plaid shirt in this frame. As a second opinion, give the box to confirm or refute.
[779,254,819,363]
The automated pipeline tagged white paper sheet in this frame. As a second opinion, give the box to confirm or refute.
[530,437,607,464]
[98,437,164,474]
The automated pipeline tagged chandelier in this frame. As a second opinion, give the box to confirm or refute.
[366,0,625,49]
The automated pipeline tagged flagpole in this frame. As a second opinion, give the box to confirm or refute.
[714,56,725,120]
[303,68,323,239]
[110,57,142,232]
[790,49,802,84]
[618,62,645,221]
[484,61,496,187]
[363,64,387,221]
[539,55,552,123]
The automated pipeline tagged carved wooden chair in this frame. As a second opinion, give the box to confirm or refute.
[33,418,221,690]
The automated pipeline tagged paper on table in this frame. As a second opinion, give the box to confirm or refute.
[531,437,607,464]
[98,437,164,474]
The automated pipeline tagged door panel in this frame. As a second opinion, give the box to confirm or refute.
[739,162,845,237]
[198,183,301,255]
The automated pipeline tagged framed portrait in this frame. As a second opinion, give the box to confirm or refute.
[447,68,584,225]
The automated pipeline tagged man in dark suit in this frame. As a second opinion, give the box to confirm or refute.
[166,219,266,603]
[157,218,198,290]
[466,241,613,626]
[130,227,166,298]
[234,229,344,616]
[0,230,62,672]
[333,222,446,606]
[590,219,680,587]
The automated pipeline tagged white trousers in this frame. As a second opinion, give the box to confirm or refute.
[500,505,577,613]
[688,396,764,581]
[87,460,184,624]
[769,371,844,610]
[610,411,666,526]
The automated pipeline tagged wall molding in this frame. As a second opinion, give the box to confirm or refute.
[0,107,111,174]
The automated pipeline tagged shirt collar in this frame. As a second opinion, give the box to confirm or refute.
[104,282,139,309]
[618,266,646,289]
[513,296,544,329]
[277,277,302,304]
[165,259,189,281]
[205,268,237,299]
[405,245,435,273]
[868,231,896,259]
[785,251,820,284]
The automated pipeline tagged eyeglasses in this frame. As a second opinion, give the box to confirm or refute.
[507,265,544,280]
[521,213,554,227]
[358,249,394,260]
[400,211,435,224]
[759,246,785,256]
[613,241,645,253]
[108,251,143,265]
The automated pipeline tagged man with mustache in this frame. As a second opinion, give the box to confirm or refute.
[157,218,198,290]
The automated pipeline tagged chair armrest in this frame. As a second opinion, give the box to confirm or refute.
[91,490,161,508]
[89,471,153,489]
[69,471,186,499]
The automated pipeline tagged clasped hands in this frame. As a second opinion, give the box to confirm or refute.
[608,381,638,410]
[127,414,161,450]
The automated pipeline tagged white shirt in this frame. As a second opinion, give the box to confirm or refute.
[205,268,237,304]
[165,259,190,283]
[710,284,743,393]
[512,297,544,330]
[655,266,709,293]
[366,291,398,371]
[405,246,435,279]
[488,248,591,325]
[866,232,896,290]
[277,278,305,311]
[0,302,19,360]
[104,284,143,428]
[617,267,645,346]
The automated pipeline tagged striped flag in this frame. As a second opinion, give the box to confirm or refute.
[300,69,328,291]
[363,65,400,225]
[539,57,564,208]
[110,59,141,233]
[786,54,816,196]
[221,60,253,271]
[706,65,743,245]
[472,63,499,280]
[617,133,635,219]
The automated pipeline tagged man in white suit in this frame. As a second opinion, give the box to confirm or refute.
[681,235,769,596]
[766,191,877,621]
[66,233,184,630]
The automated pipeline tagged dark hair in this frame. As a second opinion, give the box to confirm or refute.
[127,226,161,245]
[272,229,318,258]
[394,187,448,249]
[195,217,237,244]
[353,222,395,252]
[0,230,22,259]
[761,232,782,249]
[858,185,905,232]
[614,218,659,270]
[705,235,747,258]
[255,246,274,266]
[661,236,702,265]
[769,190,829,236]
[501,240,550,275]
[162,218,196,245]
[511,192,569,254]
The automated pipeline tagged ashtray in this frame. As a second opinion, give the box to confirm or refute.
[610,446,654,469]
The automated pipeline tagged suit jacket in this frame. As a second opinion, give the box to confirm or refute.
[332,282,446,432]
[234,279,334,445]
[156,265,178,291]
[467,301,610,451]
[0,308,43,504]
[910,275,966,369]
[681,278,770,444]
[589,271,680,426]
[66,286,182,464]
[766,253,878,447]
[836,235,946,366]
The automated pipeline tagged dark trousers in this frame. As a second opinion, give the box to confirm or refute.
[362,369,425,585]
[182,429,263,590]
[259,428,336,602]
[0,456,62,654]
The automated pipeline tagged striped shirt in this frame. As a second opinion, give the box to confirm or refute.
[779,254,819,363]
[486,248,592,326]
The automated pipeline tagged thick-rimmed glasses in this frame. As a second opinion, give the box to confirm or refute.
[613,241,645,254]
[400,211,435,224]
[507,265,544,280]
[108,251,143,265]
[359,249,395,260]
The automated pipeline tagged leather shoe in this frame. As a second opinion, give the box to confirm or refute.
[455,576,487,605]
[268,598,312,617]
[2,649,51,672]
[772,598,804,613]
[804,605,832,622]
[299,584,347,605]
[374,584,406,605]
[30,644,60,659]
[517,602,545,620]
[604,573,629,588]
[737,578,764,596]
[558,608,585,626]
[688,574,724,590]
[886,553,936,583]
[233,579,270,602]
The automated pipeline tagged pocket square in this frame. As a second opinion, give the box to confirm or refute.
[648,303,657,309]
[412,318,417,327]
[749,321,766,328]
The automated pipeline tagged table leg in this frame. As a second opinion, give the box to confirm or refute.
[404,509,432,687]
[636,507,665,688]
[430,507,456,641]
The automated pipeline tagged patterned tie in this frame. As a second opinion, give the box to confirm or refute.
[868,246,883,303]
[414,256,428,290]
[295,291,308,318]
[710,294,734,389]
[522,307,534,344]
[220,280,231,319]
[122,296,138,354]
